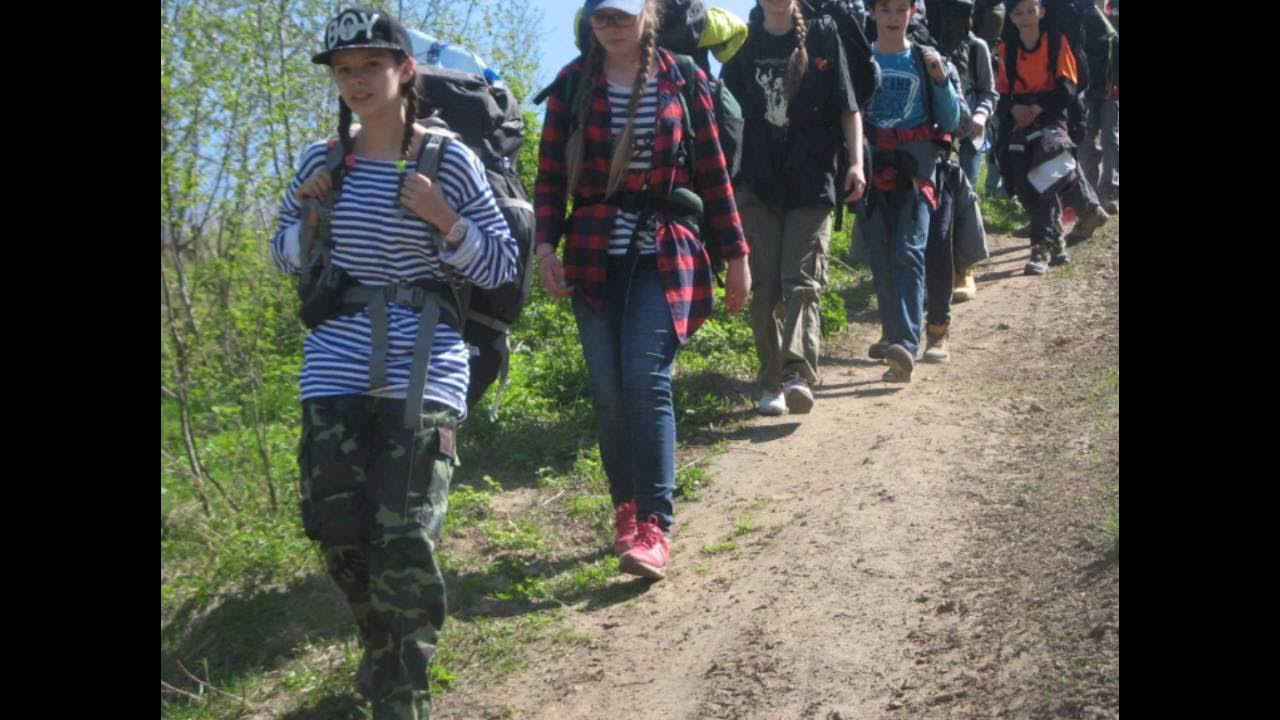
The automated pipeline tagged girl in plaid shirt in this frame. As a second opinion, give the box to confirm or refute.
[534,0,751,580]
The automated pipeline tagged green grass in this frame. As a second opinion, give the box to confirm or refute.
[1103,488,1119,551]
[734,514,760,536]
[700,540,738,556]
[975,163,1029,234]
[677,464,711,501]
[979,194,1028,234]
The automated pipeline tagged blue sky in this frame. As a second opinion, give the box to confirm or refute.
[534,0,761,89]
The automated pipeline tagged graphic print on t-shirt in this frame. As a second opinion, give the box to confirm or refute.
[871,64,922,127]
[754,56,790,128]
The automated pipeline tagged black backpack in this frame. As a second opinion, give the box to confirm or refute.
[657,0,711,72]
[415,67,534,332]
[414,67,535,411]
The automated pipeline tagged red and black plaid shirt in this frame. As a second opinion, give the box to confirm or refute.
[535,49,748,344]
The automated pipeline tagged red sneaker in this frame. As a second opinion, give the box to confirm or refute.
[612,500,638,554]
[619,516,670,580]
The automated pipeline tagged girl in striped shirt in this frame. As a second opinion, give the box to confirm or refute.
[270,8,516,717]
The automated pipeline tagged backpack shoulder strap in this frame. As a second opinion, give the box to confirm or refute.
[324,139,345,173]
[911,43,935,126]
[408,128,472,350]
[1004,35,1020,95]
[415,130,455,182]
[1047,30,1061,81]
[673,54,702,183]
[532,54,586,106]
[324,138,346,196]
[302,139,347,261]
[674,53,701,104]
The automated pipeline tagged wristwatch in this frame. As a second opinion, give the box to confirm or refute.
[445,217,469,247]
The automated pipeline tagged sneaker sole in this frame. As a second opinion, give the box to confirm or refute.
[785,387,814,414]
[619,555,666,580]
[922,350,950,364]
[1024,264,1047,276]
[758,397,787,416]
[884,346,914,382]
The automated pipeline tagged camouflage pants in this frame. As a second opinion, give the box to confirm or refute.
[298,395,459,720]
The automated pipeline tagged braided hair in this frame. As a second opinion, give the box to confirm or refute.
[606,2,662,197]
[783,1,809,101]
[565,0,666,198]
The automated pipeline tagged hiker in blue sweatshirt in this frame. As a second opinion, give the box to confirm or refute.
[858,0,962,383]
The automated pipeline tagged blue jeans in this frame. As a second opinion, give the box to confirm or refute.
[864,190,930,357]
[572,258,679,532]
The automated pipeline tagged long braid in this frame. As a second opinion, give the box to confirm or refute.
[337,97,354,191]
[606,8,660,198]
[565,38,603,197]
[395,61,421,212]
[784,2,808,101]
[400,68,419,162]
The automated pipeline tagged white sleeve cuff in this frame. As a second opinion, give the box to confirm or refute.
[281,222,303,268]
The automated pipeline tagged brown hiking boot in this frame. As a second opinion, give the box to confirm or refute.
[868,336,891,360]
[923,323,951,363]
[1066,206,1110,246]
[952,268,977,303]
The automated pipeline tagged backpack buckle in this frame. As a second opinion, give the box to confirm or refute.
[393,283,427,308]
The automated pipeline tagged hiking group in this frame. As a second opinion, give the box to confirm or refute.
[270,0,1119,715]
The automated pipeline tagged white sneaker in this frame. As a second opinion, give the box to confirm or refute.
[757,390,787,416]
[782,376,815,414]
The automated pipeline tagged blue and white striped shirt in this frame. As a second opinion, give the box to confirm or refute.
[272,134,518,416]
[608,77,659,256]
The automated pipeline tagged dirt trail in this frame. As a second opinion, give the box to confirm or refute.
[442,222,1121,720]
